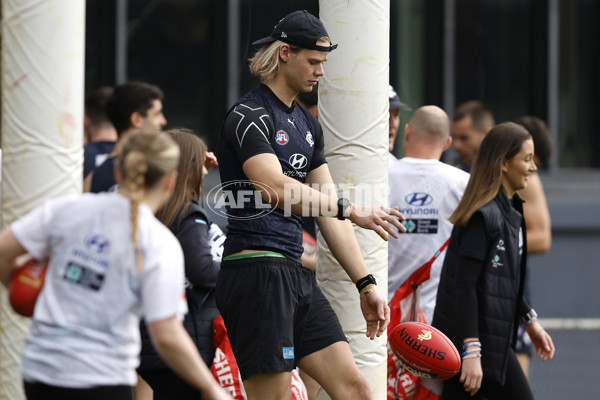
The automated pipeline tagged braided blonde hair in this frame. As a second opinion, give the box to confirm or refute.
[118,130,180,271]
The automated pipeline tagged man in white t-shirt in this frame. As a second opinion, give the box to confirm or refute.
[388,105,469,323]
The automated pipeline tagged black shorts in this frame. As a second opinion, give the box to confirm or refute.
[215,256,347,381]
[24,381,133,400]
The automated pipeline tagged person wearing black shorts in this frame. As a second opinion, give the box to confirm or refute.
[216,10,406,400]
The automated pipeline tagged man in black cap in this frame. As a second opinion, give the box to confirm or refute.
[388,84,413,153]
[216,10,405,400]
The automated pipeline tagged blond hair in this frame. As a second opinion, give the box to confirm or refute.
[249,36,329,83]
[249,41,292,83]
[118,130,180,271]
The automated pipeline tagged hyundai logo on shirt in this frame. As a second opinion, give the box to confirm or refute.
[289,153,308,170]
[84,234,111,254]
[404,192,434,206]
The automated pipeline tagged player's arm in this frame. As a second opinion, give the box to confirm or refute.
[225,102,404,236]
[0,228,28,287]
[520,173,551,254]
[147,317,232,399]
[243,157,405,240]
[83,171,93,192]
[242,153,338,217]
[306,164,406,339]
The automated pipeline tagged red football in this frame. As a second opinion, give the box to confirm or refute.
[9,257,48,317]
[389,321,461,380]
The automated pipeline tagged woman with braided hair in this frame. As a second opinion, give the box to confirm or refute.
[0,130,231,400]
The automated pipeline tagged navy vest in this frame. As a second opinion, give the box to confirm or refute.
[433,190,528,385]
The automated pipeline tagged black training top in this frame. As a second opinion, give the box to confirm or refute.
[90,156,118,193]
[84,141,115,177]
[217,84,326,263]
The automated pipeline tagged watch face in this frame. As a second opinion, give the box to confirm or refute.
[338,198,350,219]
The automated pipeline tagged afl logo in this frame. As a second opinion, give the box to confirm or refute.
[276,130,289,145]
[206,180,277,221]
[405,192,433,206]
[289,153,308,170]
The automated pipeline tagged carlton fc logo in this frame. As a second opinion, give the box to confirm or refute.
[276,130,289,145]
[405,192,433,206]
[306,131,314,147]
[289,153,308,170]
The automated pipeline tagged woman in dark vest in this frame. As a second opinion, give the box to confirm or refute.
[433,122,555,399]
[138,128,224,399]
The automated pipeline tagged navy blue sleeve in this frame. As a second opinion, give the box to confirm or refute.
[459,212,488,261]
[309,123,326,171]
[176,212,220,289]
[221,101,275,165]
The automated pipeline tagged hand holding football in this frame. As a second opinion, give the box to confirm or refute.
[9,257,48,317]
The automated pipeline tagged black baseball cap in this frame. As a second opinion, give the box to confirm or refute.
[252,10,338,52]
[389,85,413,112]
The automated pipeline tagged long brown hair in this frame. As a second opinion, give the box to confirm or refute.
[155,128,208,228]
[119,130,180,271]
[450,122,531,226]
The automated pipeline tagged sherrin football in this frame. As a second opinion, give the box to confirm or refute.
[9,257,48,317]
[389,321,461,380]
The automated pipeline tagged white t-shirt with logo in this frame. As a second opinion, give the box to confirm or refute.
[11,192,187,388]
[388,156,469,323]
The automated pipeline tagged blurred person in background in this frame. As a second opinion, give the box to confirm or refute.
[388,105,469,323]
[451,101,495,172]
[85,81,167,193]
[83,86,118,177]
[512,115,553,377]
[386,105,469,399]
[388,84,413,153]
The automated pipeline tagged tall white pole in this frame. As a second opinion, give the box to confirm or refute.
[0,1,85,398]
[317,1,389,399]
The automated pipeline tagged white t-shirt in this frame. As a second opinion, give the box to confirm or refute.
[388,156,469,323]
[11,192,187,388]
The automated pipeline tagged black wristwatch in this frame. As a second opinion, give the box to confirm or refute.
[356,274,377,292]
[337,198,350,220]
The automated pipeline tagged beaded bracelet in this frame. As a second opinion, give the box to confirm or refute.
[462,341,481,350]
[462,354,482,360]
[461,348,481,357]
